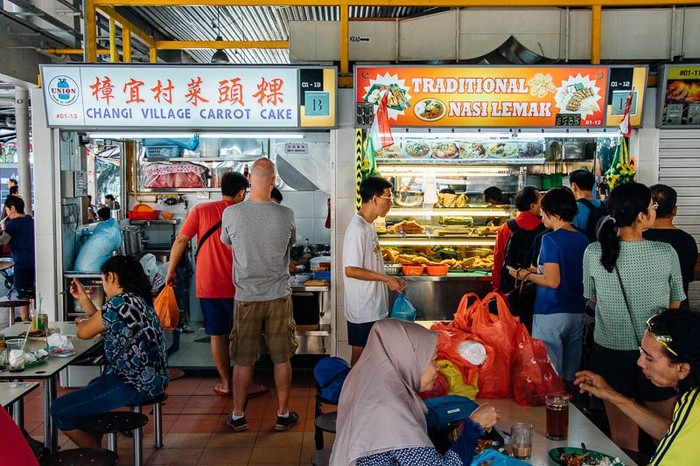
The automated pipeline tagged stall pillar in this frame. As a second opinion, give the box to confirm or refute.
[29,89,60,321]
[14,87,31,204]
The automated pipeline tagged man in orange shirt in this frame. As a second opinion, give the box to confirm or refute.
[166,172,248,395]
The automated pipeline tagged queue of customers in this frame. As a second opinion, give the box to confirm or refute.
[337,173,699,465]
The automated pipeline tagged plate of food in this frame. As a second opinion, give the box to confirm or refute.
[486,142,519,158]
[375,143,402,159]
[549,447,625,466]
[403,141,431,159]
[414,98,447,122]
[364,83,410,111]
[460,142,487,159]
[431,142,459,159]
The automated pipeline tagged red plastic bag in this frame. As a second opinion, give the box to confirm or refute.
[432,325,485,385]
[452,292,481,332]
[154,285,179,330]
[471,292,519,399]
[512,324,565,406]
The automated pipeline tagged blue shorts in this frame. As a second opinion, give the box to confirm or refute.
[200,298,233,336]
[347,320,379,347]
[51,373,150,431]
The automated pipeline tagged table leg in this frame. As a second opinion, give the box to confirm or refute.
[44,376,58,453]
[11,398,24,426]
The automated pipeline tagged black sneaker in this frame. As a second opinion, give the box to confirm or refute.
[274,411,300,431]
[226,414,249,432]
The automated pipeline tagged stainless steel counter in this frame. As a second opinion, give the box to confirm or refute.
[389,273,492,320]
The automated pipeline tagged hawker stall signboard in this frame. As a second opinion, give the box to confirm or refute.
[657,64,700,127]
[40,65,336,129]
[356,66,623,128]
[605,66,648,129]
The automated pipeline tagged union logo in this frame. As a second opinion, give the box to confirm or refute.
[48,76,79,106]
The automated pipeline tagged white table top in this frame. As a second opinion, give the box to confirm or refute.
[0,381,39,407]
[0,321,101,380]
[482,398,637,466]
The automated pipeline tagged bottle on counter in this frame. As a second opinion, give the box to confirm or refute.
[301,238,313,265]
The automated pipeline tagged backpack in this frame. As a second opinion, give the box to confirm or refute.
[424,395,478,431]
[500,219,546,292]
[576,198,608,243]
[313,357,351,405]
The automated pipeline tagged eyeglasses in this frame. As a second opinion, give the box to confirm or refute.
[377,195,393,202]
[646,314,679,357]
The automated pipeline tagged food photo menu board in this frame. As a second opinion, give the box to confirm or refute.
[356,66,648,128]
[657,64,700,127]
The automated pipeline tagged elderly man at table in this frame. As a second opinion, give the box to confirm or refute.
[575,308,700,465]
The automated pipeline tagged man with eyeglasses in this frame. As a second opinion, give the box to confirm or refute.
[343,176,406,365]
[575,308,700,465]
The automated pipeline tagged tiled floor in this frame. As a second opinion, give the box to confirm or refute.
[20,374,335,465]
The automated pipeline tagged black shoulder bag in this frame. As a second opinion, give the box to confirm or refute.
[194,221,222,261]
[614,265,642,345]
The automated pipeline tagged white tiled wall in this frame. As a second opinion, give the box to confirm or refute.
[331,88,359,361]
[282,190,331,245]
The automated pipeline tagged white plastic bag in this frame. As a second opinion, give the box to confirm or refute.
[139,254,166,291]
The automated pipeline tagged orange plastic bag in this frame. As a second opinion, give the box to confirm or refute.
[471,292,519,399]
[154,285,179,330]
[452,292,481,332]
[512,324,565,406]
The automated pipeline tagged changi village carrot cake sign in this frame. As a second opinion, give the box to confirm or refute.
[356,66,619,128]
[40,65,336,129]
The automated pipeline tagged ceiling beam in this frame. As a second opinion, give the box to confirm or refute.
[155,40,288,49]
[94,0,700,6]
[96,5,156,48]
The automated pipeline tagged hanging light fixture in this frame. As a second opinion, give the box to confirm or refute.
[211,7,229,63]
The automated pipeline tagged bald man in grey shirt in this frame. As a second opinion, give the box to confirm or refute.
[220,158,299,433]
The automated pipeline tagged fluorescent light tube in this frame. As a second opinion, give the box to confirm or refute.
[199,133,304,139]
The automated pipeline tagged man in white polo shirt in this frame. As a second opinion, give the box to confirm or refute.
[343,176,406,365]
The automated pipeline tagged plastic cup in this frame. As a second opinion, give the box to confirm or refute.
[511,422,533,459]
[7,340,25,372]
[546,392,570,440]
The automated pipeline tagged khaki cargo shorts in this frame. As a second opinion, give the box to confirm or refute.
[230,296,298,366]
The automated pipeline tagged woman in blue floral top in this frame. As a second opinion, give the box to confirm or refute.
[52,255,169,449]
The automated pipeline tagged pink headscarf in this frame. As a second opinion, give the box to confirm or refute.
[330,319,438,466]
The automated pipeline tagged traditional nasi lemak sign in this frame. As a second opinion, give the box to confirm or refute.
[356,66,614,127]
[40,65,337,129]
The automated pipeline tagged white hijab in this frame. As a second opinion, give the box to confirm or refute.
[330,319,438,466]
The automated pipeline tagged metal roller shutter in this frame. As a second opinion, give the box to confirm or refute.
[658,130,700,306]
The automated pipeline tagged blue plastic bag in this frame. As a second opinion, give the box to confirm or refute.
[391,292,416,321]
[470,450,531,466]
[73,219,123,272]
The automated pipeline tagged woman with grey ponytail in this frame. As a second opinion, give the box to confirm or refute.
[582,182,685,454]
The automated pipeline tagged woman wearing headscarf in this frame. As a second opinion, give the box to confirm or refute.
[330,319,498,466]
[582,182,685,453]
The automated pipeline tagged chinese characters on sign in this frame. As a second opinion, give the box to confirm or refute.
[41,66,304,128]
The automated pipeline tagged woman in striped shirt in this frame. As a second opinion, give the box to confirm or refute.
[574,308,700,465]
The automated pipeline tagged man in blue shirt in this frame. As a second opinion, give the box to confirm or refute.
[0,196,34,320]
[570,169,603,234]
